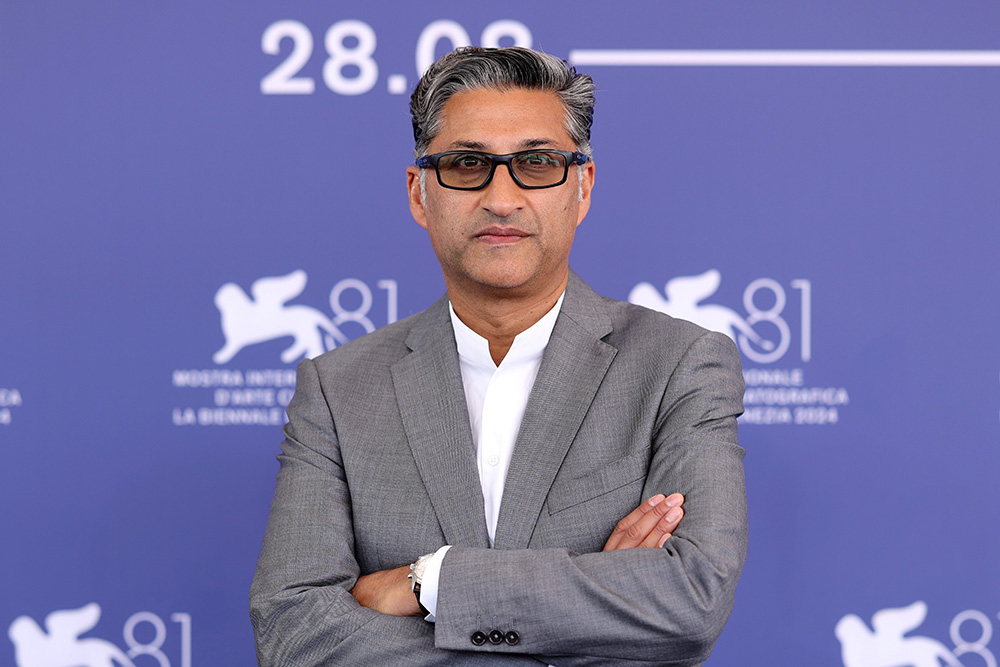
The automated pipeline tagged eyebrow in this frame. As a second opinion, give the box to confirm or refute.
[446,138,561,152]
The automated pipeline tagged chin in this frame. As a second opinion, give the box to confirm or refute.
[475,276,532,292]
[463,261,536,290]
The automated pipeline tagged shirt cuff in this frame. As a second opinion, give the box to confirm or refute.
[418,545,451,622]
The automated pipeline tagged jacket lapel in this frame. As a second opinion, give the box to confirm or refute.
[493,272,617,549]
[391,297,491,549]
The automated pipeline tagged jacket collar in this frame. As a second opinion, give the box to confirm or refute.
[391,270,617,549]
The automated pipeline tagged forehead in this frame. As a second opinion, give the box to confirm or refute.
[430,87,573,152]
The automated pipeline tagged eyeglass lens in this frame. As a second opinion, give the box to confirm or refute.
[437,152,568,188]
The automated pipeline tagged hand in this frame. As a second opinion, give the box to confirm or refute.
[603,493,685,551]
[349,565,423,617]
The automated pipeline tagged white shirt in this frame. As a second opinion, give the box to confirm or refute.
[419,293,565,621]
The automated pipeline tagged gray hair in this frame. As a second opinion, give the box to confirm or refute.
[410,46,595,158]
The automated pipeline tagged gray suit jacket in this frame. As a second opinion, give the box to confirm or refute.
[250,271,747,666]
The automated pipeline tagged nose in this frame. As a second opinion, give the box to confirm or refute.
[479,163,526,217]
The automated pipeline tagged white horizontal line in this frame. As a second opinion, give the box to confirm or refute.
[568,49,1000,67]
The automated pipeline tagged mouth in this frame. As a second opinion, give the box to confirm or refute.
[474,226,530,244]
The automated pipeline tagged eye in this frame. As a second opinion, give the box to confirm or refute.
[515,152,561,170]
[445,153,489,170]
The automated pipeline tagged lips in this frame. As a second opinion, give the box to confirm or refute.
[474,226,530,242]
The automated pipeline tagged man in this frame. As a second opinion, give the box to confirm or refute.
[250,47,747,666]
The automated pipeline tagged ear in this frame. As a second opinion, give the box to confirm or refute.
[406,166,428,230]
[575,159,595,227]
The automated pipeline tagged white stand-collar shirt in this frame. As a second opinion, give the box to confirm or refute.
[449,292,565,544]
[417,293,564,623]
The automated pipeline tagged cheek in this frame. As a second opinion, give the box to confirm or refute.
[426,191,475,226]
[425,219,466,260]
[542,189,578,218]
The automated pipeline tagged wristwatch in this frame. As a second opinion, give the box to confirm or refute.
[408,553,434,616]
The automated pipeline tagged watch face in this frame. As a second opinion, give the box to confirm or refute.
[412,553,434,582]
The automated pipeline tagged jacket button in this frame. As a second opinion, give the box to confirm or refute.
[505,630,520,645]
[488,629,504,644]
[471,631,487,646]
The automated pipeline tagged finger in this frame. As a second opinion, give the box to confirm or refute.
[646,494,684,548]
[603,494,685,551]
[603,494,665,551]
[619,498,682,550]
[639,505,684,549]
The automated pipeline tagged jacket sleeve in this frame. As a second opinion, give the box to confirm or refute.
[432,331,748,666]
[249,358,546,666]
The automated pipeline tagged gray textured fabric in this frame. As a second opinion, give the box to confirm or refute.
[250,271,748,666]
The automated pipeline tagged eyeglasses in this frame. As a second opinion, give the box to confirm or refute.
[415,149,590,191]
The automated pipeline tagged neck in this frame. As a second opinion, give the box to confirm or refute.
[447,274,568,366]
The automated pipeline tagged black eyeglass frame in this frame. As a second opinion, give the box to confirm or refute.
[415,149,590,191]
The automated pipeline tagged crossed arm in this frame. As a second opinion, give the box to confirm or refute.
[351,493,687,616]
[251,330,746,666]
